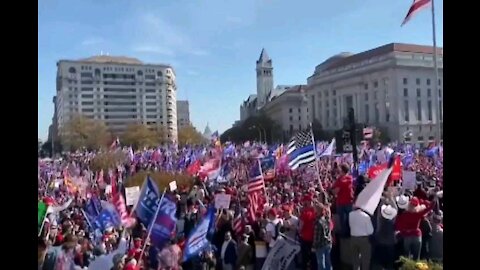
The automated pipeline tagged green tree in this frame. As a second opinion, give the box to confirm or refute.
[121,123,163,149]
[178,124,206,146]
[60,115,111,151]
[221,114,279,144]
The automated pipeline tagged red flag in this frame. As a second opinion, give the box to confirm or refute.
[368,164,387,179]
[401,0,431,26]
[187,160,201,175]
[389,156,403,182]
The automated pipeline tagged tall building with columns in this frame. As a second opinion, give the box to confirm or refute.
[306,43,443,144]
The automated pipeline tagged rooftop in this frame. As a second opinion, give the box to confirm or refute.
[315,43,443,73]
[59,55,172,67]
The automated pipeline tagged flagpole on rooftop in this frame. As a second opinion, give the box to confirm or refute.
[431,0,442,143]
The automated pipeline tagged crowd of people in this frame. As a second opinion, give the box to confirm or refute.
[38,140,443,270]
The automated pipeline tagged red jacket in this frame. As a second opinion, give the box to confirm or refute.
[395,201,435,237]
[332,175,354,206]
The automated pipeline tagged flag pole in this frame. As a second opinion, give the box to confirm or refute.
[431,0,442,142]
[309,123,325,192]
[138,187,167,268]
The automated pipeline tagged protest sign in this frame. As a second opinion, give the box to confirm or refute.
[402,170,416,190]
[125,186,140,206]
[169,180,177,191]
[214,194,231,209]
[262,238,300,270]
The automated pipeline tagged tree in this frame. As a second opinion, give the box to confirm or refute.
[178,124,206,146]
[90,151,127,172]
[60,115,111,151]
[121,123,163,150]
[221,113,280,144]
[125,171,195,191]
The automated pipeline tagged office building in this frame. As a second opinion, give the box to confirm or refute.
[177,100,190,129]
[55,55,178,142]
[306,43,443,143]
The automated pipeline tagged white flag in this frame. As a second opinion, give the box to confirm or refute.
[354,167,393,215]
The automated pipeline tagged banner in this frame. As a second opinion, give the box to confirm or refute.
[355,167,393,215]
[169,181,177,192]
[367,164,387,179]
[150,196,177,248]
[260,156,276,180]
[38,202,48,229]
[261,238,300,270]
[214,194,231,209]
[125,186,140,206]
[183,207,216,262]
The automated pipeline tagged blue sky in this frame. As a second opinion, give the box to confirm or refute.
[38,0,443,141]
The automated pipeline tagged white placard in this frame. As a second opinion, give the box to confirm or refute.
[105,185,112,194]
[214,194,231,209]
[125,186,141,206]
[169,181,177,191]
[402,170,417,190]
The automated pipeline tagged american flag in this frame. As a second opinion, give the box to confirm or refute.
[112,193,135,227]
[233,214,245,237]
[402,0,431,26]
[287,130,316,170]
[248,159,264,193]
[247,192,259,222]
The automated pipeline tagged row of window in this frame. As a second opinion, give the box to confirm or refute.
[403,78,442,86]
[404,100,443,122]
[404,88,443,98]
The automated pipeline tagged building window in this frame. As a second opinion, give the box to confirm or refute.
[374,81,378,88]
[403,78,408,85]
[298,116,301,121]
[365,93,368,101]
[365,104,369,123]
[374,103,380,123]
[439,89,442,98]
[438,79,441,86]
[416,89,421,97]
[417,100,422,121]
[418,136,424,141]
[364,83,368,90]
[332,90,336,96]
[404,100,409,122]
[290,116,293,121]
[333,99,337,106]
[416,78,421,85]
[298,108,301,113]
[326,100,329,107]
[427,89,431,97]
[427,79,431,85]
[404,88,408,97]
[439,101,443,120]
[289,108,292,113]
[428,100,433,121]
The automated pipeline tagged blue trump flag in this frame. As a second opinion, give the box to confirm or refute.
[149,196,177,249]
[135,176,161,227]
[92,207,121,231]
[183,207,216,262]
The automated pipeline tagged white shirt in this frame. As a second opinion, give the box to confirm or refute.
[349,209,374,237]
[266,218,282,247]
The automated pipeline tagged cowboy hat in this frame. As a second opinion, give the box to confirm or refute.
[396,195,410,209]
[380,205,398,220]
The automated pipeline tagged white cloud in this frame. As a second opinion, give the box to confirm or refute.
[130,13,208,57]
[81,37,104,46]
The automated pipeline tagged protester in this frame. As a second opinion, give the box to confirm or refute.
[38,139,443,270]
